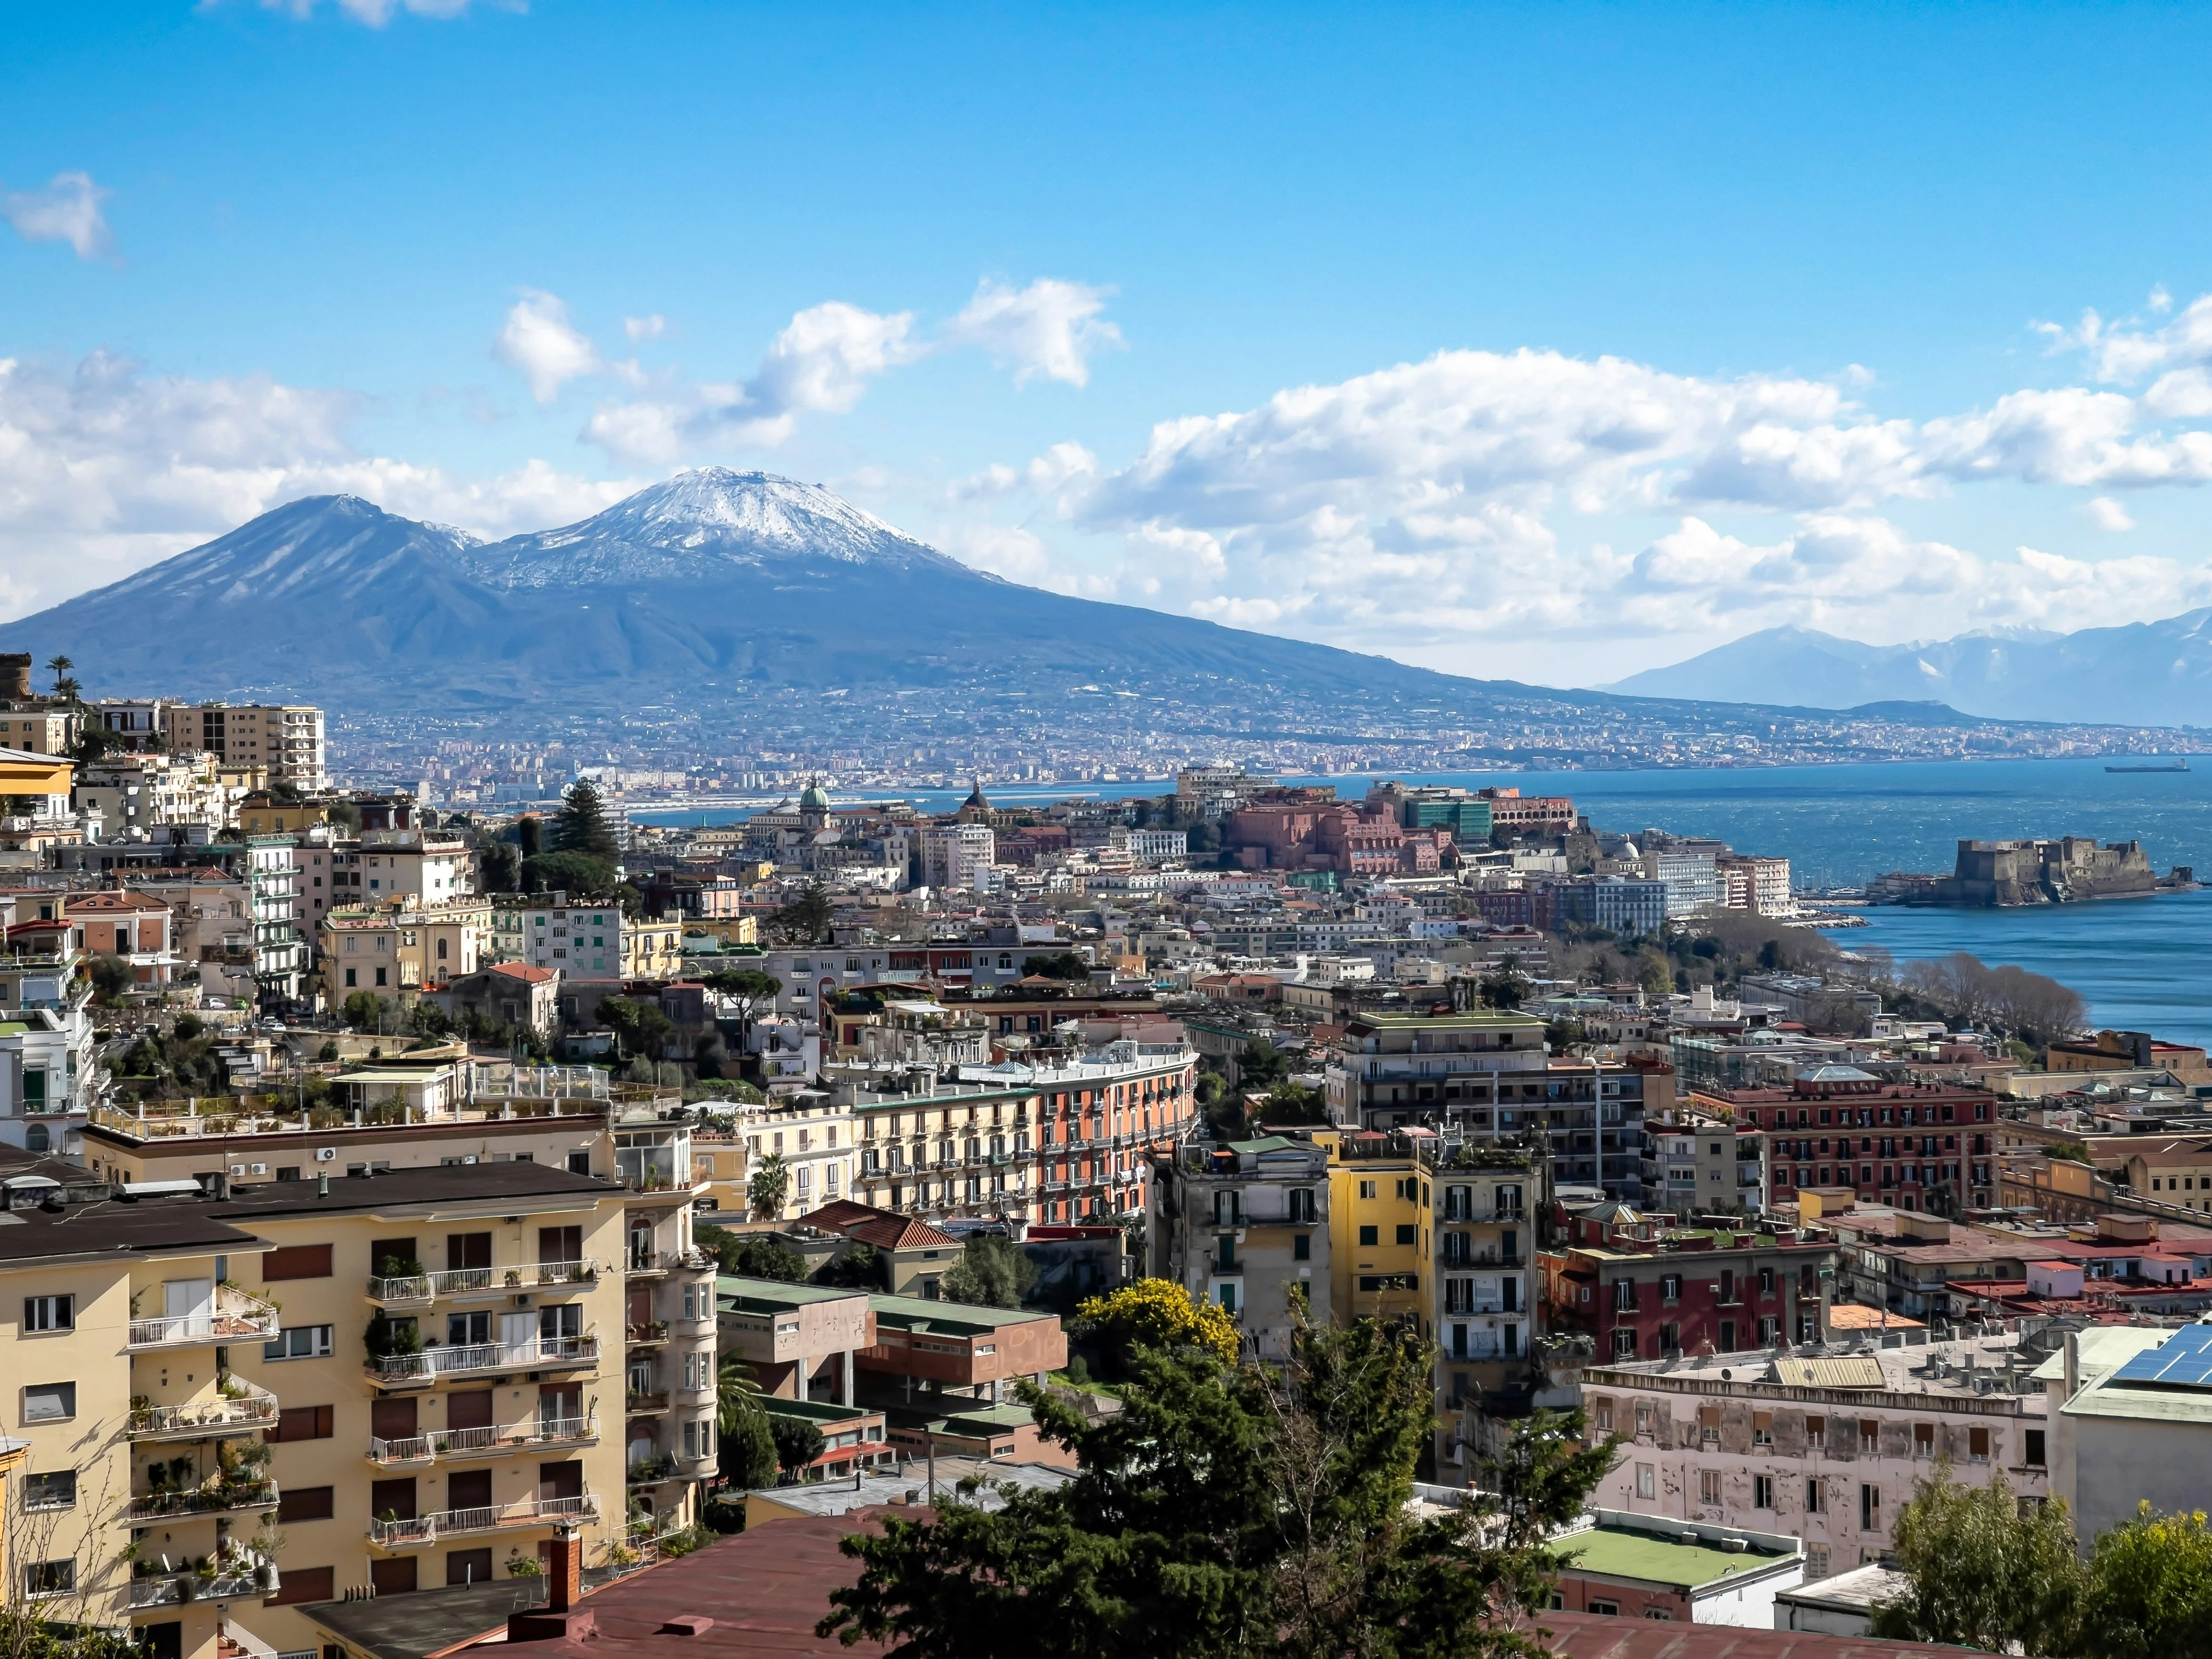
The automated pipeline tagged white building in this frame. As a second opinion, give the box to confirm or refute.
[2041,1322,2212,1543]
[493,894,627,976]
[1644,848,1723,917]
[1723,855,1794,916]
[919,823,996,890]
[1582,1332,2051,1584]
[246,835,307,1008]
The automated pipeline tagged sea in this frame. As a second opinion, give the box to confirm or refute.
[632,755,2212,1047]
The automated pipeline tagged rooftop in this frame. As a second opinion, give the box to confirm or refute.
[867,1291,1058,1334]
[209,1161,619,1220]
[718,1274,870,1313]
[1561,1518,1797,1592]
[1591,1330,2051,1406]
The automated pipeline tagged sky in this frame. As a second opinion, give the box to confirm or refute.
[11,2,2212,687]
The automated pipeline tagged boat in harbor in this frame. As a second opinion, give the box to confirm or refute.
[2106,759,2191,773]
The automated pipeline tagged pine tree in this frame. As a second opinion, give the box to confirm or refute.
[551,780,620,862]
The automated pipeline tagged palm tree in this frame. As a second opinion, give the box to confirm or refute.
[716,1358,765,1434]
[53,677,80,705]
[44,656,71,698]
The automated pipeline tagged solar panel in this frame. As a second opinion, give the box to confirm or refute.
[2111,1325,2212,1390]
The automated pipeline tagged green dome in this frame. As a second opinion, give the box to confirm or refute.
[798,779,833,811]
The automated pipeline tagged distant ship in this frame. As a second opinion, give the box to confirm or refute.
[2106,759,2192,773]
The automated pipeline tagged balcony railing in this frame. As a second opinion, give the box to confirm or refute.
[130,1386,280,1440]
[366,1414,599,1466]
[625,1391,671,1414]
[369,1492,597,1548]
[366,1261,597,1304]
[625,1322,669,1346]
[129,1286,281,1350]
[368,1335,597,1384]
[126,1553,276,1607]
[626,1249,712,1276]
[123,1479,281,1522]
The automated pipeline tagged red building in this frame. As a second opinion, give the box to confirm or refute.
[1225,802,1454,877]
[1694,1068,2000,1213]
[1542,1203,1841,1362]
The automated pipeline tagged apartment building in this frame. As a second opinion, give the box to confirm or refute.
[76,752,245,836]
[65,889,177,986]
[171,703,329,793]
[1424,1138,1541,1479]
[744,1093,855,1218]
[1328,1012,1651,1200]
[1543,1205,1839,1362]
[245,837,306,1009]
[1582,1330,2051,1581]
[844,1030,1200,1225]
[487,894,680,981]
[1316,1128,1429,1329]
[918,823,996,890]
[1696,1070,2001,1213]
[0,1152,706,1659]
[1643,1108,1763,1215]
[0,924,100,1155]
[320,898,492,1004]
[0,704,80,757]
[1145,1133,1331,1361]
[301,832,475,941]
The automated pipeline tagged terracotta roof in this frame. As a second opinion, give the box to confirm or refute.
[800,1198,961,1250]
[66,891,172,913]
[1546,1607,1955,1659]
[489,962,558,984]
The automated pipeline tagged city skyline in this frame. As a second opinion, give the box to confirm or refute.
[12,3,2212,685]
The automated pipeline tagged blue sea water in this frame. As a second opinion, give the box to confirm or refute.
[634,756,2212,1045]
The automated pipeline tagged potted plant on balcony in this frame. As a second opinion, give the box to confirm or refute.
[504,1267,524,1287]
[504,1552,541,1579]
[363,1312,422,1362]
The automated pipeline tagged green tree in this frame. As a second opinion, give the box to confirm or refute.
[769,1415,826,1482]
[86,952,133,1003]
[698,1223,806,1281]
[769,882,834,944]
[1020,951,1092,981]
[599,995,675,1060]
[478,839,520,893]
[747,1154,791,1222]
[518,815,544,860]
[1256,1080,1325,1126]
[1239,1036,1289,1091]
[342,990,392,1032]
[719,1400,779,1488]
[813,1243,884,1290]
[940,1234,1037,1308]
[1478,956,1531,1009]
[1870,1464,2086,1656]
[551,779,622,862]
[2079,1503,2212,1659]
[522,849,616,896]
[819,1304,1616,1658]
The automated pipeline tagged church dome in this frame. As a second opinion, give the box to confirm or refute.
[798,779,833,812]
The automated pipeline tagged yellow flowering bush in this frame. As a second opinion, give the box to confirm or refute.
[1076,1277,1240,1366]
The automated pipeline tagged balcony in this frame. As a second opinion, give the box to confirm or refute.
[625,1391,671,1416]
[123,1478,280,1522]
[129,1286,281,1350]
[129,1386,280,1441]
[365,1260,598,1307]
[366,1414,600,1467]
[367,1335,598,1386]
[625,1321,669,1347]
[127,1551,278,1607]
[625,1248,712,1279]
[369,1492,599,1550]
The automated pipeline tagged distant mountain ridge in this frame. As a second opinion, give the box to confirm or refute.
[1609,617,2212,727]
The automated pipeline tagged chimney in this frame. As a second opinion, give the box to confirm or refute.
[507,1526,594,1643]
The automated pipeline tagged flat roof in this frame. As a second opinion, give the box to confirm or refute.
[1564,1524,1796,1592]
[718,1274,870,1312]
[0,1193,269,1267]
[210,1162,618,1220]
[300,1567,619,1659]
[867,1291,1056,1333]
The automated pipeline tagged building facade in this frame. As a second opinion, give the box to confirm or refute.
[1146,1132,1332,1361]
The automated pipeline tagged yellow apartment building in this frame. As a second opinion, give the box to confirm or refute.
[1315,1127,1433,1329]
[320,899,494,1004]
[0,1155,717,1659]
[620,918,686,981]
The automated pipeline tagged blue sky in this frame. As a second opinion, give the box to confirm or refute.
[10,2,2212,684]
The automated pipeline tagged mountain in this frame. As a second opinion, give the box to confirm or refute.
[0,469,1475,712]
[1609,617,2212,727]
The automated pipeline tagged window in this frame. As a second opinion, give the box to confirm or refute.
[23,1471,75,1511]
[1358,1226,1379,1247]
[1805,1414,1826,1449]
[1858,1419,1880,1454]
[1634,1402,1655,1437]
[263,1325,334,1361]
[1660,1274,1681,1302]
[1395,1224,1416,1245]
[1861,1483,1880,1531]
[2025,1429,2047,1466]
[270,1566,337,1607]
[1587,1600,1620,1616]
[1593,1397,1613,1432]
[1635,1463,1655,1499]
[22,1295,71,1332]
[22,1383,74,1423]
[263,1244,334,1281]
[279,1486,336,1522]
[1293,1233,1311,1261]
[1754,1475,1774,1509]
[1358,1180,1376,1199]
[22,1561,74,1599]
[1968,1426,1990,1464]
[1807,1477,1825,1514]
[269,1404,335,1441]
[1914,1423,1934,1458]
[1699,1470,1722,1505]
[1643,1609,1673,1621]
[1753,1412,1772,1447]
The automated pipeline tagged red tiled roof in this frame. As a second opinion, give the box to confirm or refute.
[1545,1609,1957,1659]
[800,1198,961,1251]
[489,963,558,984]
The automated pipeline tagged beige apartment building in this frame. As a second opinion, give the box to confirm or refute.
[320,898,493,1005]
[1146,1133,1333,1362]
[0,1156,714,1659]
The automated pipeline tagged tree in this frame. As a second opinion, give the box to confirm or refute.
[44,655,71,697]
[748,1153,791,1221]
[1239,1036,1289,1091]
[478,839,520,893]
[342,991,392,1032]
[551,780,622,862]
[86,952,133,1003]
[599,995,675,1060]
[718,1394,780,1489]
[522,849,616,896]
[1021,951,1092,981]
[517,815,544,860]
[1256,1080,1326,1126]
[819,1304,1618,1658]
[1076,1278,1240,1371]
[698,1223,806,1280]
[940,1234,1037,1308]
[768,882,833,944]
[1870,1464,2086,1656]
[769,1415,826,1483]
[1478,956,1531,1009]
[694,1031,732,1079]
[2079,1503,2212,1659]
[813,1243,884,1290]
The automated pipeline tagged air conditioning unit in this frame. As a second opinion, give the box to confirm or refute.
[230,1164,247,1176]
[250,1163,268,1176]
[315,1147,337,1161]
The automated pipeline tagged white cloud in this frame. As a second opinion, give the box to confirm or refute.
[2086,496,2136,532]
[248,0,521,24]
[623,314,665,342]
[3,172,114,261]
[584,301,922,462]
[0,351,627,620]
[494,289,606,404]
[946,279,1123,387]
